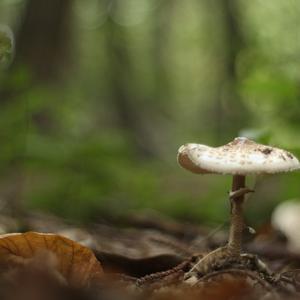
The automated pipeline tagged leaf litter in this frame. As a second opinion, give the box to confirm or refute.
[0,213,298,299]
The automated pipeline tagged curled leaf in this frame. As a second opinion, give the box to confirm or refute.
[0,232,103,287]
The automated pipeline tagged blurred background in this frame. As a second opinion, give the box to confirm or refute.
[0,0,300,229]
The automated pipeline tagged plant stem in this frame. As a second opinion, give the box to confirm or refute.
[228,174,246,256]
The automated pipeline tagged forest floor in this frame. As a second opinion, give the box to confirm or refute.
[0,211,299,300]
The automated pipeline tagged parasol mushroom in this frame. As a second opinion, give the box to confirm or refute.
[177,137,300,275]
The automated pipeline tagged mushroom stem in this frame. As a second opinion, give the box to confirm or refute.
[228,174,246,256]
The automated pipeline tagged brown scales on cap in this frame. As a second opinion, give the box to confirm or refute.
[178,137,300,175]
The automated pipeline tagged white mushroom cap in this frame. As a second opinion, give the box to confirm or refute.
[178,137,300,175]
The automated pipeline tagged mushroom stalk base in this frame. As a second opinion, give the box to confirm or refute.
[184,177,260,279]
[228,175,246,256]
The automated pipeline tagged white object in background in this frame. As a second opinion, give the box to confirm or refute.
[272,200,300,252]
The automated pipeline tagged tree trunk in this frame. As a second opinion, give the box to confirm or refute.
[105,17,155,158]
[210,0,249,143]
[0,0,72,218]
[15,0,72,82]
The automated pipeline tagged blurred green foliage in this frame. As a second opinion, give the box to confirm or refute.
[0,26,13,66]
[0,0,300,227]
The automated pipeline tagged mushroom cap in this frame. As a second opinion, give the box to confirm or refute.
[177,137,300,175]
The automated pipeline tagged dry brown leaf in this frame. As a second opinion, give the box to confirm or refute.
[0,231,103,287]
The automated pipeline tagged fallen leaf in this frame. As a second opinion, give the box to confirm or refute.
[0,232,103,287]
